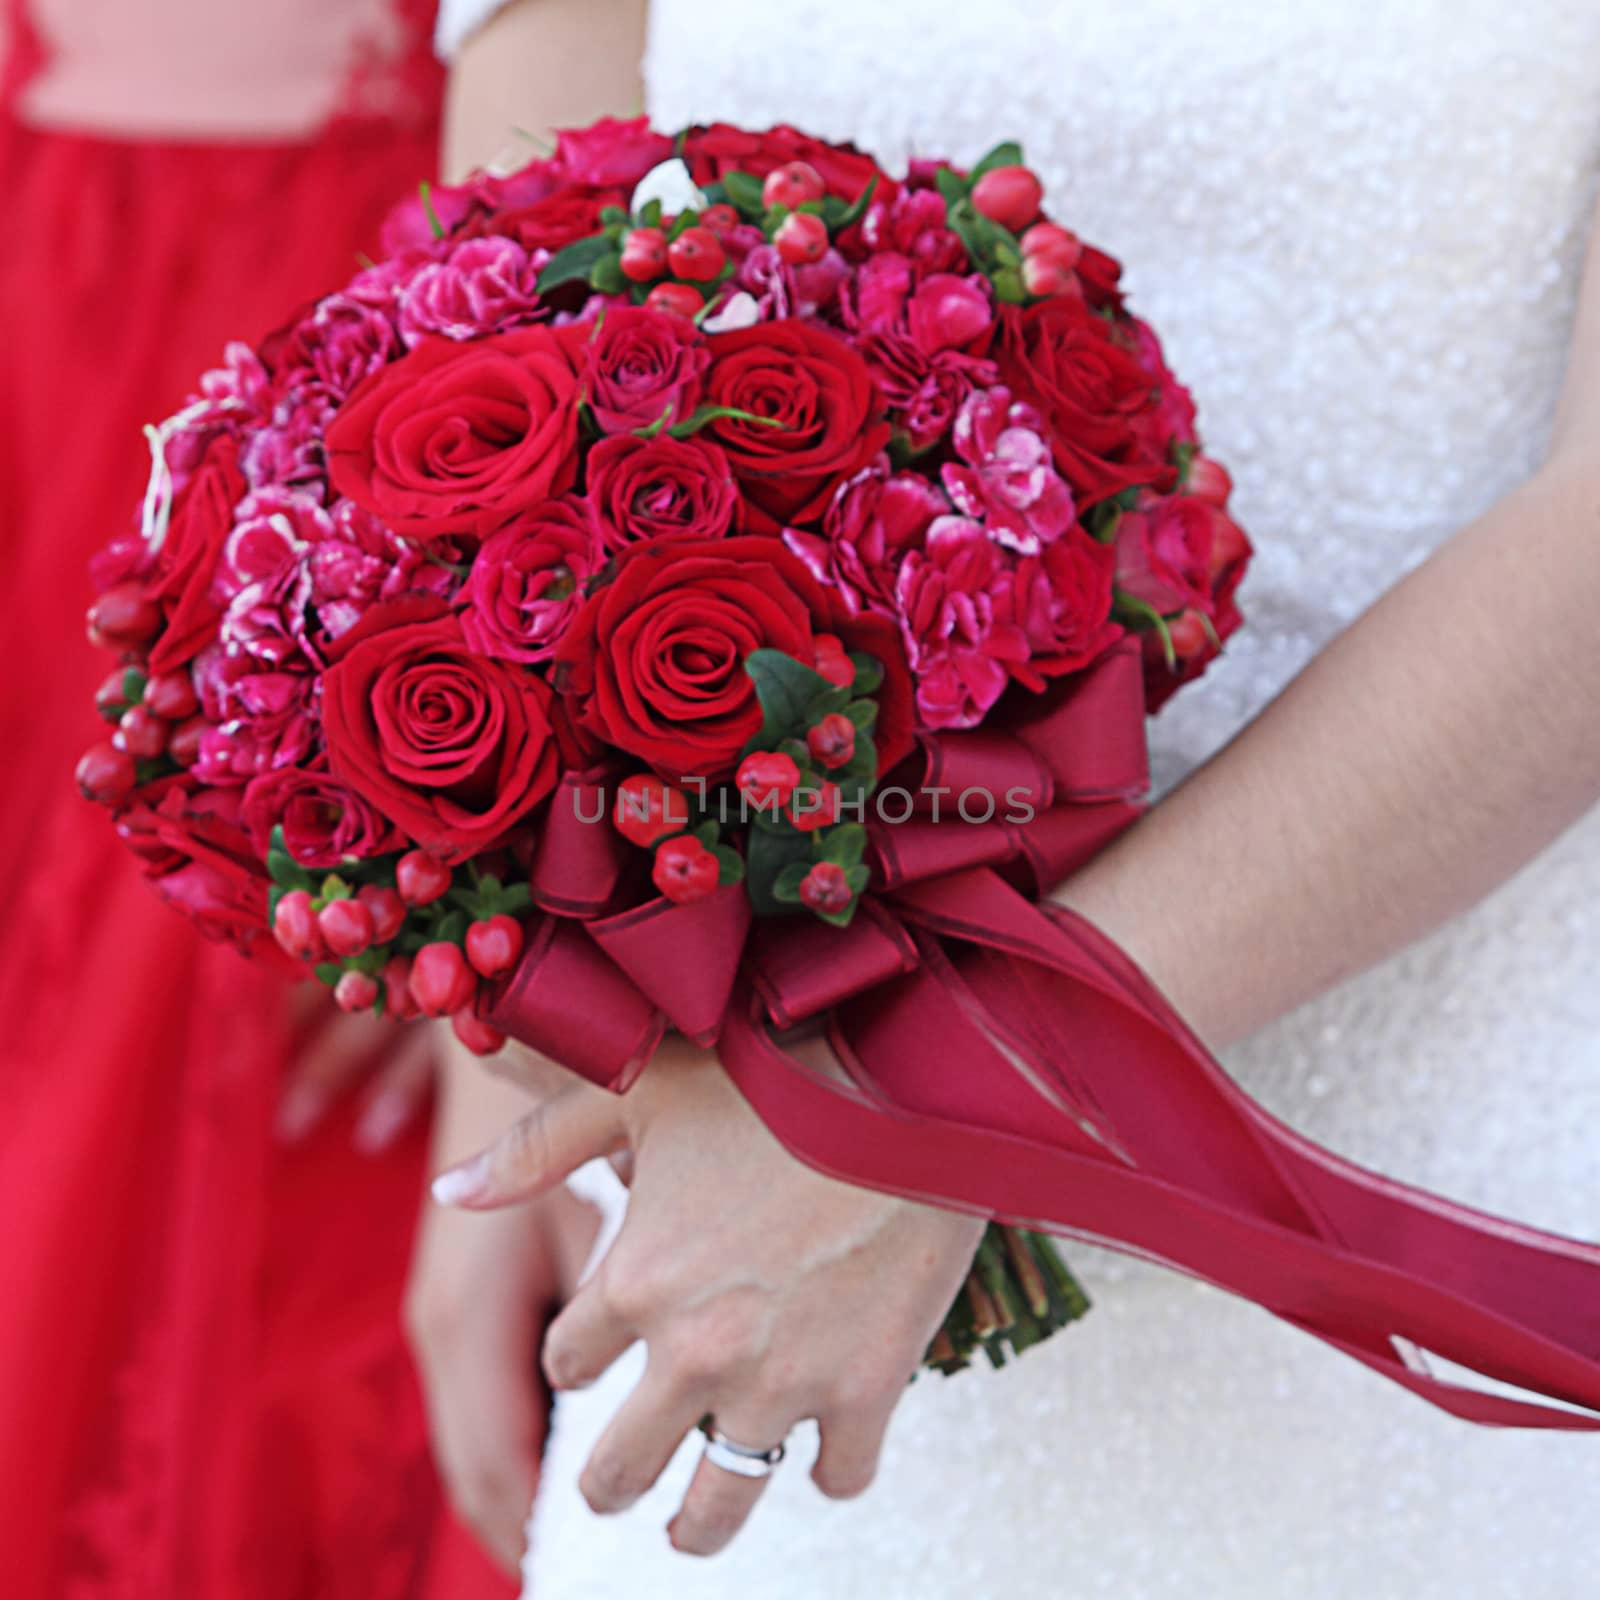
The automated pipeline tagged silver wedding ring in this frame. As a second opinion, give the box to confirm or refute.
[699,1418,788,1480]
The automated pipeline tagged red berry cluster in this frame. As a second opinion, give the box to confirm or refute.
[75,635,208,804]
[269,840,532,1057]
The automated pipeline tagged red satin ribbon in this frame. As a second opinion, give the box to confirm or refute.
[486,641,1600,1428]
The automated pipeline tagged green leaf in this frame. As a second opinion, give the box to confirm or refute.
[744,649,841,749]
[828,173,879,235]
[637,197,664,229]
[313,962,343,986]
[844,862,872,895]
[536,233,619,294]
[812,899,860,930]
[970,140,1024,181]
[746,826,815,917]
[692,819,721,848]
[818,823,868,869]
[589,254,626,294]
[666,208,698,242]
[934,165,970,212]
[121,667,148,704]
[844,699,878,733]
[992,266,1027,304]
[1112,591,1176,669]
[267,825,316,892]
[713,845,746,887]
[721,169,766,218]
[599,205,631,228]
[418,180,446,241]
[771,861,811,903]
[667,403,786,439]
[846,651,884,696]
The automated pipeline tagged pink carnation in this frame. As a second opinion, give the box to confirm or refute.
[942,386,1076,555]
[895,516,1030,729]
[398,236,544,347]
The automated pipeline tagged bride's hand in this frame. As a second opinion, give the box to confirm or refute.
[430,1038,984,1557]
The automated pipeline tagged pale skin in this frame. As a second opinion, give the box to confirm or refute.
[419,0,1600,1565]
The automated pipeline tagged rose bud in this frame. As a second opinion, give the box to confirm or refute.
[75,742,137,805]
[645,281,705,319]
[1020,221,1082,271]
[699,202,741,236]
[736,751,802,811]
[396,849,453,907]
[971,165,1044,232]
[799,860,853,915]
[651,834,720,905]
[382,954,420,1021]
[317,896,376,958]
[762,160,826,210]
[168,716,207,769]
[666,224,726,282]
[113,703,169,760]
[466,913,525,981]
[806,712,856,771]
[812,634,856,689]
[773,211,829,267]
[333,970,380,1014]
[1021,254,1077,299]
[451,1005,507,1057]
[789,780,842,833]
[272,889,326,964]
[1187,455,1233,509]
[87,581,162,650]
[409,940,477,1018]
[95,668,135,722]
[356,883,407,945]
[142,669,199,721]
[614,773,692,847]
[619,225,669,283]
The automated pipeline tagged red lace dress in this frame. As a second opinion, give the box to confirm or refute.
[0,5,512,1596]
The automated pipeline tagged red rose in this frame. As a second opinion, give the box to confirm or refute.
[327,328,582,540]
[241,764,406,868]
[552,116,674,187]
[703,322,890,531]
[994,300,1171,509]
[1010,529,1123,689]
[145,435,246,674]
[460,496,605,663]
[586,433,737,549]
[115,779,287,963]
[322,600,561,861]
[683,124,888,204]
[1114,495,1228,615]
[575,306,709,433]
[475,184,628,255]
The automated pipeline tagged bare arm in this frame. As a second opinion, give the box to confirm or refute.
[1057,197,1600,1047]
[442,0,648,183]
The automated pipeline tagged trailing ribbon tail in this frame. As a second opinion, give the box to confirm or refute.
[717,866,1600,1429]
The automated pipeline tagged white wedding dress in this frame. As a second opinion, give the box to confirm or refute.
[448,1,1600,1593]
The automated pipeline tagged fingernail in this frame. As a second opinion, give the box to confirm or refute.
[354,1092,412,1155]
[275,1085,325,1145]
[431,1153,492,1208]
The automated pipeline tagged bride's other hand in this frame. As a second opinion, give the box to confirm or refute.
[274,984,436,1151]
[407,1037,600,1573]
[430,1037,984,1557]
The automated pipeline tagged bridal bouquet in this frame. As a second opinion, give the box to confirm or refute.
[79,118,1249,1375]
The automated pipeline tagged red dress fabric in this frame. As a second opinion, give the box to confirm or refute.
[0,7,514,1597]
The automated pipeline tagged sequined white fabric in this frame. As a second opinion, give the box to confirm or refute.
[524,4,1600,1595]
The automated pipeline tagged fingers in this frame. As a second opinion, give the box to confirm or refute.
[542,1267,637,1393]
[352,1026,436,1153]
[668,1403,795,1558]
[276,1003,386,1142]
[809,1396,897,1502]
[431,1080,625,1210]
[576,1362,703,1516]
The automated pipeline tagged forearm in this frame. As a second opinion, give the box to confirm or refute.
[442,0,648,183]
[1055,452,1600,1047]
